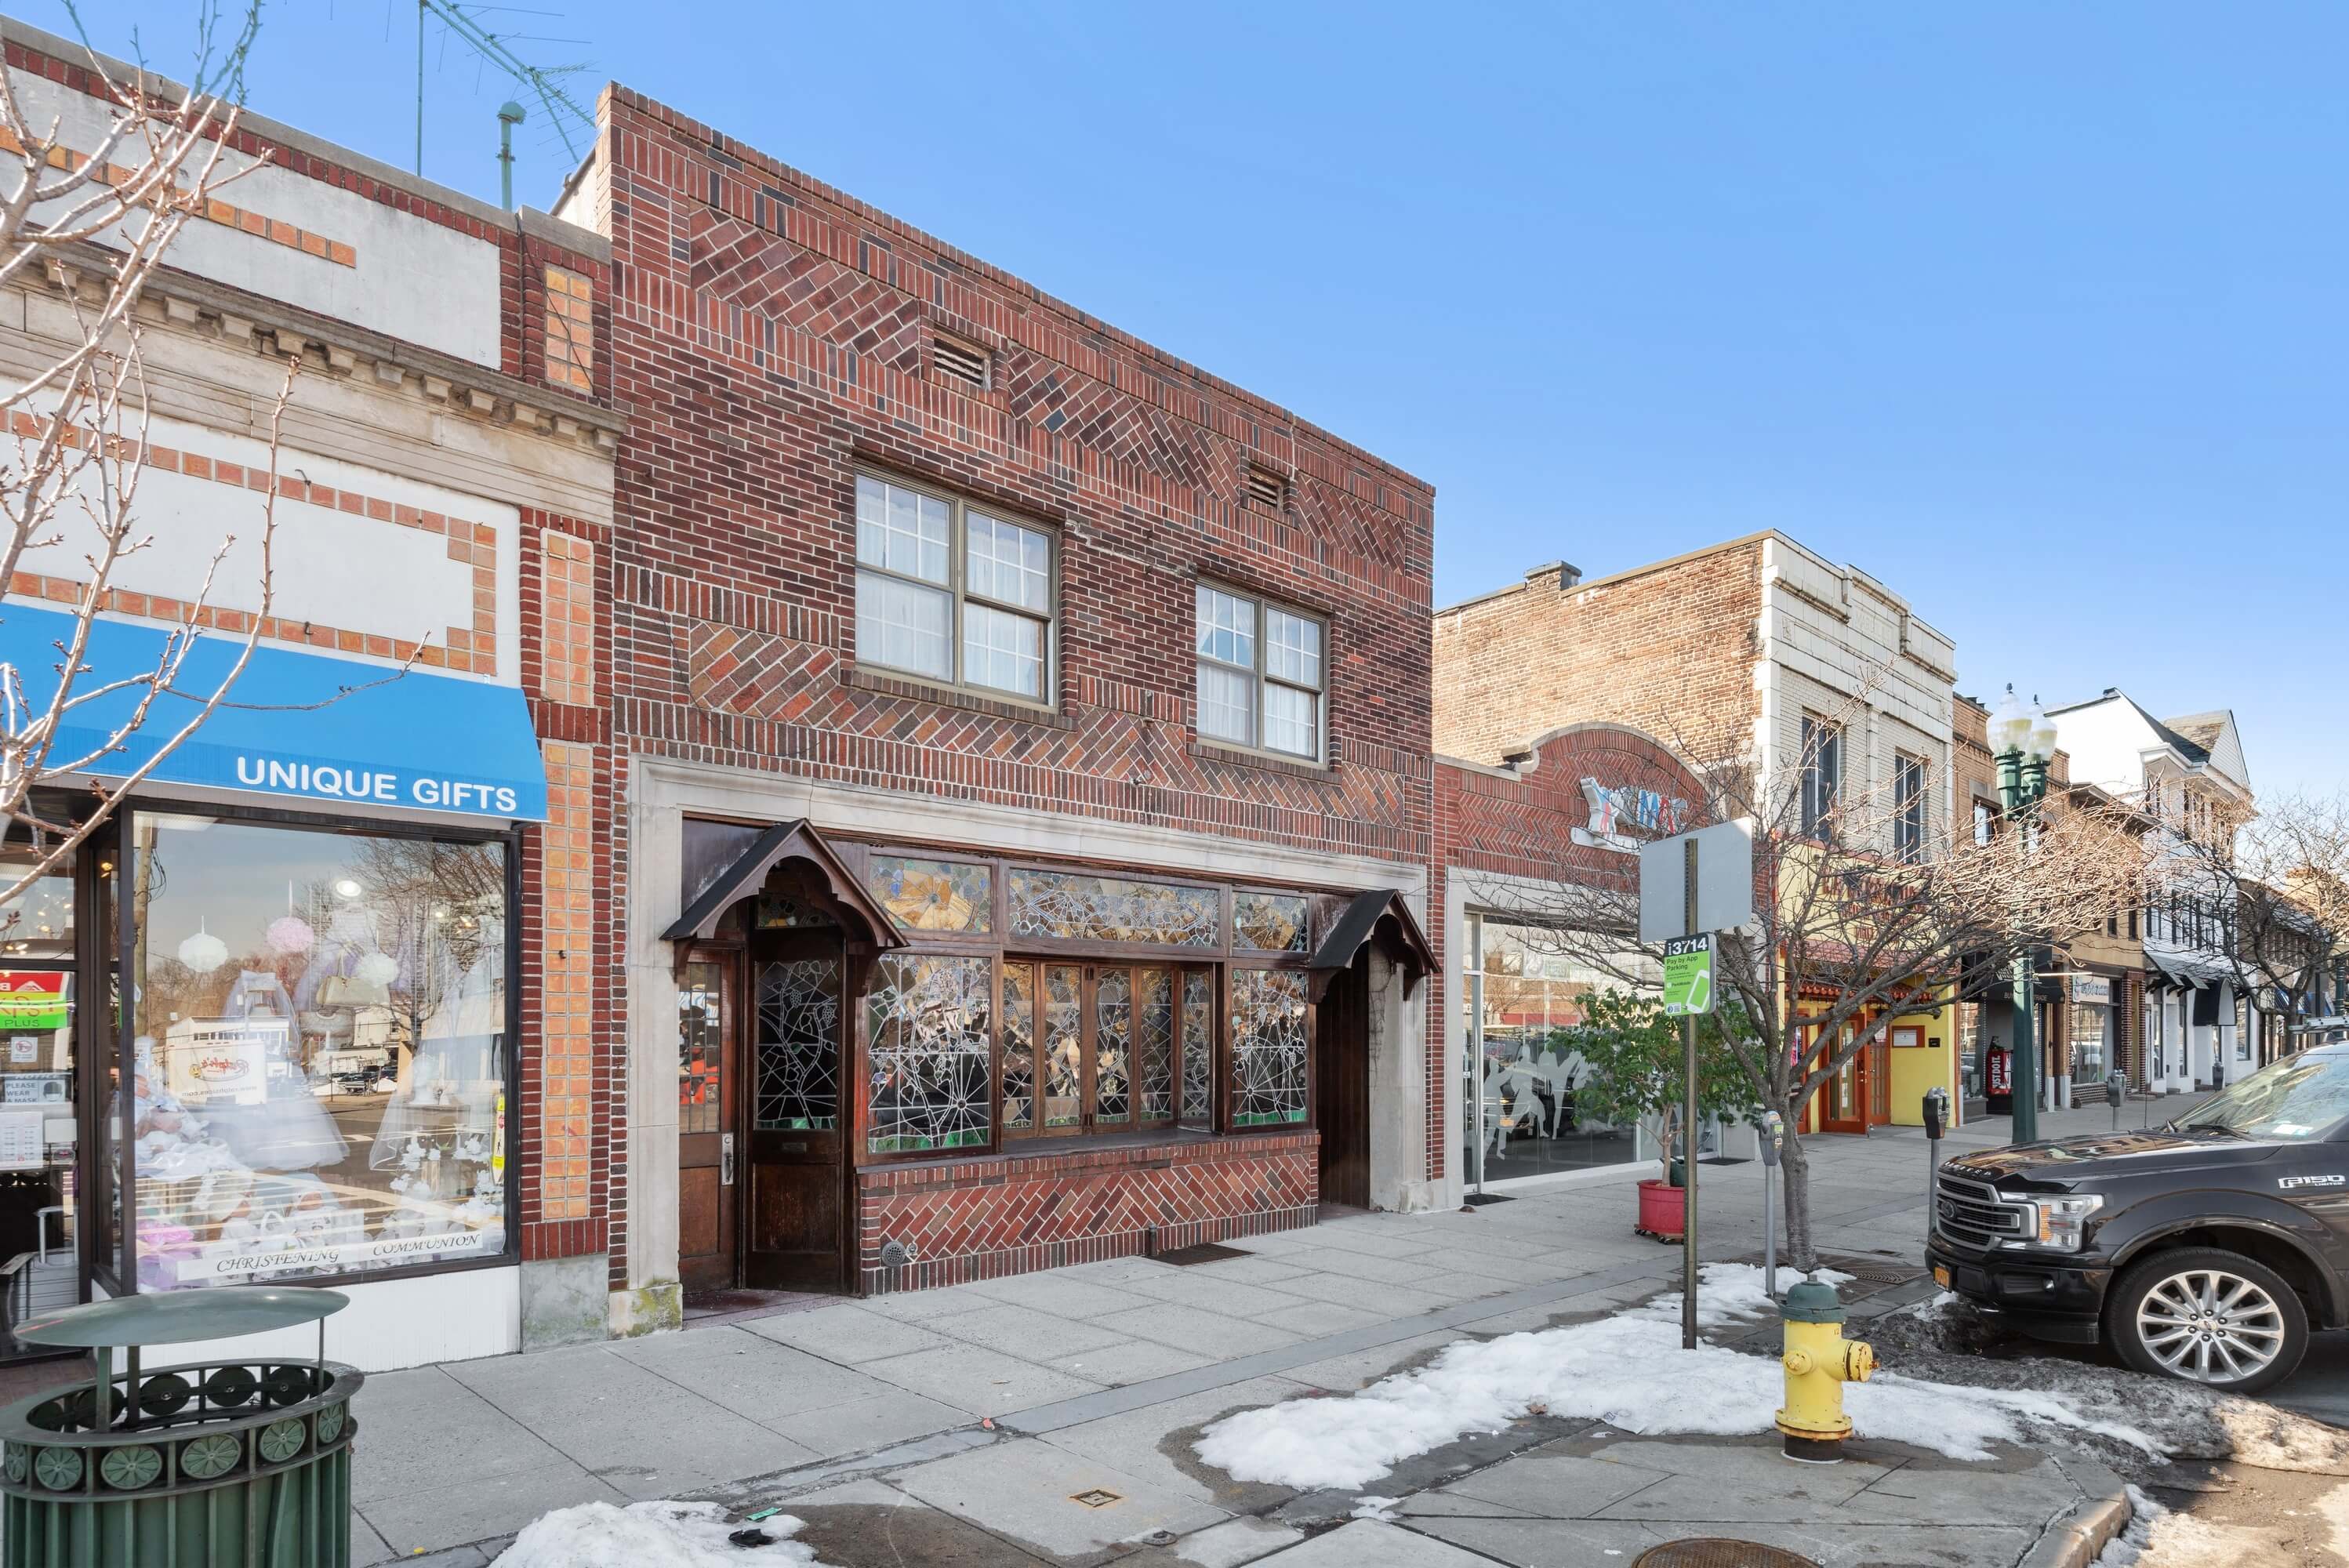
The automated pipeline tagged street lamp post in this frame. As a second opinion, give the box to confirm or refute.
[1991,686,2060,1145]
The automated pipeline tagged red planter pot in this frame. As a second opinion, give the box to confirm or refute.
[1636,1178,1686,1240]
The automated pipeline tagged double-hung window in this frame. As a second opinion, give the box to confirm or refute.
[855,474,1053,702]
[1195,584,1326,761]
[1893,754,1926,864]
[1972,797,1995,848]
[1799,716,1841,838]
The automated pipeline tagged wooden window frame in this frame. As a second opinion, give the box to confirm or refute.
[1893,753,1927,865]
[851,468,1058,710]
[1194,580,1329,765]
[1000,958,1198,1140]
[1799,715,1841,838]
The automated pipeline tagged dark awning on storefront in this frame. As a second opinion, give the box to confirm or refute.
[2144,951,2193,990]
[1309,889,1434,998]
[660,819,907,949]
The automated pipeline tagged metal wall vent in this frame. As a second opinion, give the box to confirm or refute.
[879,1238,911,1269]
[1242,463,1286,513]
[932,336,989,390]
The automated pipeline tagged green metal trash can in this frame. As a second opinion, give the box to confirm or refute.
[0,1287,361,1567]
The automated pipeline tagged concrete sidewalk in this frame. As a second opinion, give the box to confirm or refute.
[348,1099,2200,1564]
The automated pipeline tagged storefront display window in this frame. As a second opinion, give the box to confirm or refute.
[1463,916,1657,1181]
[2069,1003,2107,1084]
[865,954,991,1152]
[1957,1001,1984,1101]
[120,814,510,1292]
[1229,968,1308,1126]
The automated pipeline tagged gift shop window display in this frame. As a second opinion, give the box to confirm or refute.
[111,811,515,1294]
[0,847,88,1356]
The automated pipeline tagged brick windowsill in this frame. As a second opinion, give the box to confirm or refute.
[842,664,1076,730]
[1187,738,1338,781]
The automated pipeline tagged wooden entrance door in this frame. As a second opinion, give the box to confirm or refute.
[1820,1020,1867,1134]
[1866,1029,1892,1126]
[676,953,736,1294]
[1315,951,1369,1208]
[742,931,850,1291]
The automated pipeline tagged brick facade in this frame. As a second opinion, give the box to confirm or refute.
[854,1134,1319,1294]
[564,85,1434,1308]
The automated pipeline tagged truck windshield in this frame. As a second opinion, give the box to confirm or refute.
[2172,1050,2349,1142]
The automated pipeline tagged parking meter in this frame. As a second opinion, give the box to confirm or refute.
[1922,1087,1949,1225]
[1759,1112,1785,1298]
[2106,1069,2128,1129]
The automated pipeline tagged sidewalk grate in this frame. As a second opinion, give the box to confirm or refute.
[1634,1540,1818,1568]
[1069,1489,1124,1508]
[1152,1242,1251,1267]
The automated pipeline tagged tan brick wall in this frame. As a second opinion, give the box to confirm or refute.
[539,532,596,707]
[1432,542,1765,768]
[537,738,597,1221]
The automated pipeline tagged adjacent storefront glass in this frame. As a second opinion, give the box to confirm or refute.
[1461,916,1657,1184]
[122,815,512,1290]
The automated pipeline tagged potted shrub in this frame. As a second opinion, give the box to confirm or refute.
[1562,989,1762,1241]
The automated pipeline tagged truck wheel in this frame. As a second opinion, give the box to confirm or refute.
[2108,1247,2307,1394]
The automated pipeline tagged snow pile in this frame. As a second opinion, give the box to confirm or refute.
[1196,1269,2162,1492]
[494,1501,823,1567]
[1621,1263,1850,1328]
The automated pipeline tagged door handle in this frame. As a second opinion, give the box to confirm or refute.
[721,1133,736,1187]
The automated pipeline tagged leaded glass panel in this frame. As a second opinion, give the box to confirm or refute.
[1180,970,1214,1124]
[866,955,992,1152]
[866,855,992,935]
[1231,968,1309,1127]
[1138,968,1174,1122]
[1006,869,1219,947]
[755,956,841,1130]
[1233,892,1309,953]
[1001,963,1035,1131]
[677,960,723,1135]
[1094,968,1131,1124]
[1041,964,1083,1128]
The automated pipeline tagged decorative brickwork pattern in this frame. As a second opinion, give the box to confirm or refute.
[5,413,499,671]
[0,123,358,267]
[543,265,594,393]
[539,532,595,706]
[536,739,597,1221]
[855,1132,1318,1294]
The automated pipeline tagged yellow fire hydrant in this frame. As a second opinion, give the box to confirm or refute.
[1774,1279,1875,1463]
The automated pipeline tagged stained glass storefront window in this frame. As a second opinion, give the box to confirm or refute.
[1006,870,1218,947]
[1138,968,1175,1121]
[1234,892,1309,953]
[1094,968,1132,1124]
[1180,971,1214,1125]
[754,956,840,1130]
[866,855,992,935]
[1230,968,1308,1126]
[1001,964,1036,1131]
[1041,965,1083,1128]
[866,955,992,1152]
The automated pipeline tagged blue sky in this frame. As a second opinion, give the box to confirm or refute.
[45,2,2347,795]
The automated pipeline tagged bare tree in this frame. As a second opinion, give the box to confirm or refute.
[1464,672,2145,1269]
[2162,790,2349,1052]
[0,5,291,911]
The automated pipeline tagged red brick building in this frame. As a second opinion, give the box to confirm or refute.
[546,87,1439,1334]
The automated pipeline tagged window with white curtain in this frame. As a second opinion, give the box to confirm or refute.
[1194,584,1326,760]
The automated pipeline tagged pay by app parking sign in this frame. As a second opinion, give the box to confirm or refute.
[1662,934,1715,1016]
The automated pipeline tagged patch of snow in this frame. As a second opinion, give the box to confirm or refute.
[1619,1262,1851,1328]
[1349,1495,1400,1520]
[493,1501,822,1567]
[1197,1312,2162,1491]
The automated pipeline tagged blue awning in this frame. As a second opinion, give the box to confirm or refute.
[3,602,547,822]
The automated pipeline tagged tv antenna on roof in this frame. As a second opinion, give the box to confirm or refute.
[408,1,597,200]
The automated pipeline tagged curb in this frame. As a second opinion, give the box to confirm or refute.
[2021,1457,2132,1568]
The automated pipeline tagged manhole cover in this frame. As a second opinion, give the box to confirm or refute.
[1069,1489,1124,1508]
[1633,1541,1818,1568]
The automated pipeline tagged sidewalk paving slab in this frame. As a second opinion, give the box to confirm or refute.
[763,1386,970,1458]
[1250,1519,1492,1568]
[890,1434,1231,1563]
[739,1301,959,1362]
[859,1341,1107,1415]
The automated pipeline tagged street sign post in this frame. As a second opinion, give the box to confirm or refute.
[1638,822,1754,1352]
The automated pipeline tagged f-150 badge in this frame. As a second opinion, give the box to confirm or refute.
[2278,1174,2346,1189]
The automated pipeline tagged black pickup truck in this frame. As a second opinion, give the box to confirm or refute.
[1926,1043,2349,1394]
